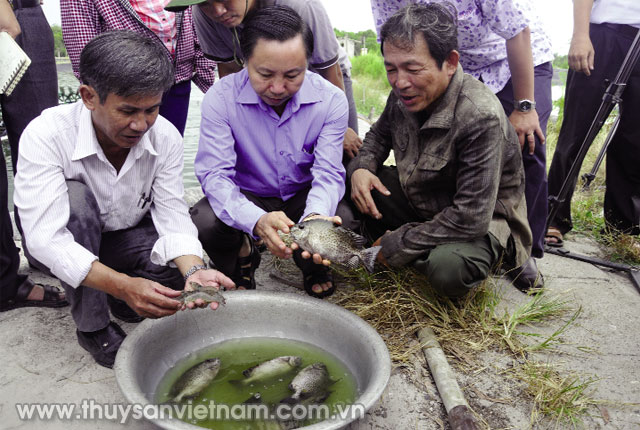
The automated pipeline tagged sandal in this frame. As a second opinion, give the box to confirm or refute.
[233,235,261,290]
[0,278,68,312]
[303,268,335,299]
[545,226,564,248]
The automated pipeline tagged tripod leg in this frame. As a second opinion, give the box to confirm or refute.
[581,115,619,191]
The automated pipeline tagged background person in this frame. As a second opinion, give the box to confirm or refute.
[349,4,538,298]
[14,31,234,368]
[61,0,217,135]
[191,5,352,298]
[166,0,363,160]
[0,0,66,311]
[546,0,640,245]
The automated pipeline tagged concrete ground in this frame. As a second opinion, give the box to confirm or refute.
[2,224,640,429]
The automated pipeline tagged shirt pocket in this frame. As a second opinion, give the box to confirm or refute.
[415,154,455,191]
[127,187,153,222]
[295,146,316,168]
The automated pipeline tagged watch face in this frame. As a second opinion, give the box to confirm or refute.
[516,100,534,112]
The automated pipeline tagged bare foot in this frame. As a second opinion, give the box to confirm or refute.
[311,281,332,294]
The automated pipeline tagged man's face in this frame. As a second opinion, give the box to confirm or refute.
[246,35,307,114]
[86,91,163,153]
[383,35,457,113]
[198,0,254,27]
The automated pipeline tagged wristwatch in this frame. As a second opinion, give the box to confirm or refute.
[183,264,207,281]
[514,99,536,113]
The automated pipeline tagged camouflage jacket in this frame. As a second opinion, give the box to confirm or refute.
[348,65,532,268]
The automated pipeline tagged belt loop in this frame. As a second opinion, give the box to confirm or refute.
[13,0,21,9]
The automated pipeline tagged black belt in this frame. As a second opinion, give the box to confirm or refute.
[12,0,41,10]
[598,22,639,40]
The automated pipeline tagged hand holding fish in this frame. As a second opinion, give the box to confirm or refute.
[254,211,295,259]
[351,169,391,220]
[182,270,235,310]
[118,277,182,318]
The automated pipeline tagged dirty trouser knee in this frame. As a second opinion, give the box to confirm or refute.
[56,181,108,332]
[413,234,503,299]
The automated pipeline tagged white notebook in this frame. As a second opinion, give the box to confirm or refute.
[0,31,31,96]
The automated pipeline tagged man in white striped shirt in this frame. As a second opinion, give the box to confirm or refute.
[13,31,234,368]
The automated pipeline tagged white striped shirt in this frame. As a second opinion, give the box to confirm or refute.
[14,101,202,288]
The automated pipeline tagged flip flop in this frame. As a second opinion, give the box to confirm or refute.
[303,268,335,299]
[0,278,68,312]
[545,226,564,248]
[233,235,261,290]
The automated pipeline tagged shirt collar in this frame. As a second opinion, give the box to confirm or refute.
[235,68,323,114]
[71,102,158,161]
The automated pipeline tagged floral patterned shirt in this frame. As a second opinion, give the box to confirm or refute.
[370,0,553,93]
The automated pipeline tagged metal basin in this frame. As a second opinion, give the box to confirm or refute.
[114,290,391,429]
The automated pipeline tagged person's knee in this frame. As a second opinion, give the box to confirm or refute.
[418,246,490,299]
[336,199,359,232]
[190,198,214,236]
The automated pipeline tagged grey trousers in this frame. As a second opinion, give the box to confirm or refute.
[26,181,183,332]
[362,166,506,299]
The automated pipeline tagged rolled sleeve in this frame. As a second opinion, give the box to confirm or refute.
[51,242,98,287]
[150,233,203,266]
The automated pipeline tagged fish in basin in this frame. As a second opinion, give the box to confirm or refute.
[231,356,303,387]
[170,358,221,403]
[281,362,334,404]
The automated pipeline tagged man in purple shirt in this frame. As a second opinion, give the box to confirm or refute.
[191,5,352,298]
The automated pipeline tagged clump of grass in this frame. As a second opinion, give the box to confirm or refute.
[507,361,600,428]
[327,266,576,362]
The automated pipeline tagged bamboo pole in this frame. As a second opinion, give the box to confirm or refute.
[417,326,479,430]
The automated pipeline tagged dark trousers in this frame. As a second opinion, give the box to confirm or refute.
[496,62,553,258]
[363,166,504,299]
[548,23,640,235]
[0,5,58,299]
[26,181,183,331]
[190,188,356,279]
[160,80,191,136]
[343,72,358,134]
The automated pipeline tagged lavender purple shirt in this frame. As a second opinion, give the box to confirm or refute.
[195,69,348,236]
[370,0,553,93]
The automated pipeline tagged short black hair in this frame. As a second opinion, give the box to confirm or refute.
[79,31,174,103]
[239,5,314,60]
[380,2,458,69]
